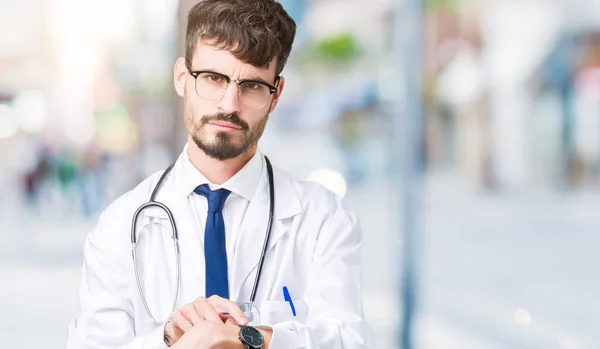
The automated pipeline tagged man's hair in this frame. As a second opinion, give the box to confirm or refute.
[185,0,297,77]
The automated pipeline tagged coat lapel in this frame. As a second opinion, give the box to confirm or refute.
[230,160,302,302]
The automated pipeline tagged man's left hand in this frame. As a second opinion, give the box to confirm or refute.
[170,321,241,349]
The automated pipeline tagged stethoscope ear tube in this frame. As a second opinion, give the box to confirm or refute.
[131,201,179,243]
[248,156,275,307]
[131,163,176,245]
[150,163,175,202]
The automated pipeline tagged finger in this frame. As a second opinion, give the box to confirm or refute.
[208,295,248,325]
[170,310,193,333]
[193,298,222,323]
[164,319,181,347]
[222,315,240,325]
[181,303,203,326]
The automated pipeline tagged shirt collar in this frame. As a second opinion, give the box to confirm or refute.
[179,143,263,201]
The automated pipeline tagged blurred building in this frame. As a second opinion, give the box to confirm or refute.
[420,0,600,191]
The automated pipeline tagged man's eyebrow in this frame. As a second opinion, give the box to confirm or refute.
[240,75,273,85]
[197,68,228,77]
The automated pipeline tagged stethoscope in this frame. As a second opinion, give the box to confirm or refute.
[131,156,275,325]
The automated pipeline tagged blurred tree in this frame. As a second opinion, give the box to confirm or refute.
[312,33,361,63]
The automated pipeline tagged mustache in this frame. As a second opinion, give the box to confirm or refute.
[201,113,249,130]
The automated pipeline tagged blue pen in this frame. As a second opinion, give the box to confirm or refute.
[282,286,296,317]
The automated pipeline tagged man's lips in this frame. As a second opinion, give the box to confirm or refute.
[207,121,243,130]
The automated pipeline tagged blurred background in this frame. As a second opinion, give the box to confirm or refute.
[1,0,600,348]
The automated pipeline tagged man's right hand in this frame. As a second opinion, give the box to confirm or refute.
[163,295,248,347]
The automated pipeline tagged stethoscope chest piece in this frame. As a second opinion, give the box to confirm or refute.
[238,302,261,325]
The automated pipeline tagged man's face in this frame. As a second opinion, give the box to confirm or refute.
[174,41,285,160]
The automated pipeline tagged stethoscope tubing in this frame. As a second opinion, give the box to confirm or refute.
[130,156,274,324]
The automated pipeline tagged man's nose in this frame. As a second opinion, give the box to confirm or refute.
[216,82,241,115]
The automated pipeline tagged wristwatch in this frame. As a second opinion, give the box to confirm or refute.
[238,325,264,349]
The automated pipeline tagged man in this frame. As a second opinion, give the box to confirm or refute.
[67,0,372,348]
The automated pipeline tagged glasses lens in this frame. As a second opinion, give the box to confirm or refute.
[239,81,271,109]
[195,72,228,100]
[194,72,273,109]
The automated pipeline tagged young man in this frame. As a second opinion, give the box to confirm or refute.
[67,1,372,348]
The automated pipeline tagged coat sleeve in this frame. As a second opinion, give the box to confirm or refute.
[269,192,373,349]
[66,209,168,349]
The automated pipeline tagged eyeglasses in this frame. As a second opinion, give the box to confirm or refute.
[187,68,279,110]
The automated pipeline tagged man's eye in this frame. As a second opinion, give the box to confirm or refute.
[207,75,223,82]
[243,83,262,90]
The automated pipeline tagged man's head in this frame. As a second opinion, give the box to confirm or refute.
[174,0,296,161]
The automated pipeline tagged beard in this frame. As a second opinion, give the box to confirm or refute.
[184,98,269,160]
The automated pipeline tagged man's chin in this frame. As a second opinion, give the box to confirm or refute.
[205,148,246,161]
[193,139,246,160]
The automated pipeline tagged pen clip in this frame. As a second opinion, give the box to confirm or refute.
[282,286,296,317]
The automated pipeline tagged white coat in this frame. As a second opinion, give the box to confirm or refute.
[67,151,372,349]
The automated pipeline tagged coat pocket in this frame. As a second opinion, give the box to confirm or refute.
[259,300,308,325]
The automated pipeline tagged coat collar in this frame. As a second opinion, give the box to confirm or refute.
[141,150,302,220]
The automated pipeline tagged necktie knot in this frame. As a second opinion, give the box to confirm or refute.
[194,184,231,213]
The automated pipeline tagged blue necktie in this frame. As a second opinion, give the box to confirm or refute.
[194,184,231,299]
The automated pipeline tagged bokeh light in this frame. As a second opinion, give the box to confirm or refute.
[514,309,532,325]
[307,168,348,198]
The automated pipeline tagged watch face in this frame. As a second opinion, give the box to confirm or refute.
[240,326,264,348]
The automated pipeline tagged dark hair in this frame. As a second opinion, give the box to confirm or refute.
[185,0,297,77]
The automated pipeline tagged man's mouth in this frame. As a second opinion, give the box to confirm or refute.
[207,121,243,131]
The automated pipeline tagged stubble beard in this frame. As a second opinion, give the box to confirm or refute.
[184,97,269,160]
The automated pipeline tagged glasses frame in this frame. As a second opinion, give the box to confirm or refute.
[187,67,280,109]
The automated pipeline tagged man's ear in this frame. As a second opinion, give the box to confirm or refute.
[268,76,285,113]
[174,57,188,97]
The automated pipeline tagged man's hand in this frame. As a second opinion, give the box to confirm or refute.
[171,322,274,349]
[170,321,242,349]
[164,295,248,346]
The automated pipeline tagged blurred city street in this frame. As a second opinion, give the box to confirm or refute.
[2,161,599,348]
[3,0,600,347]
